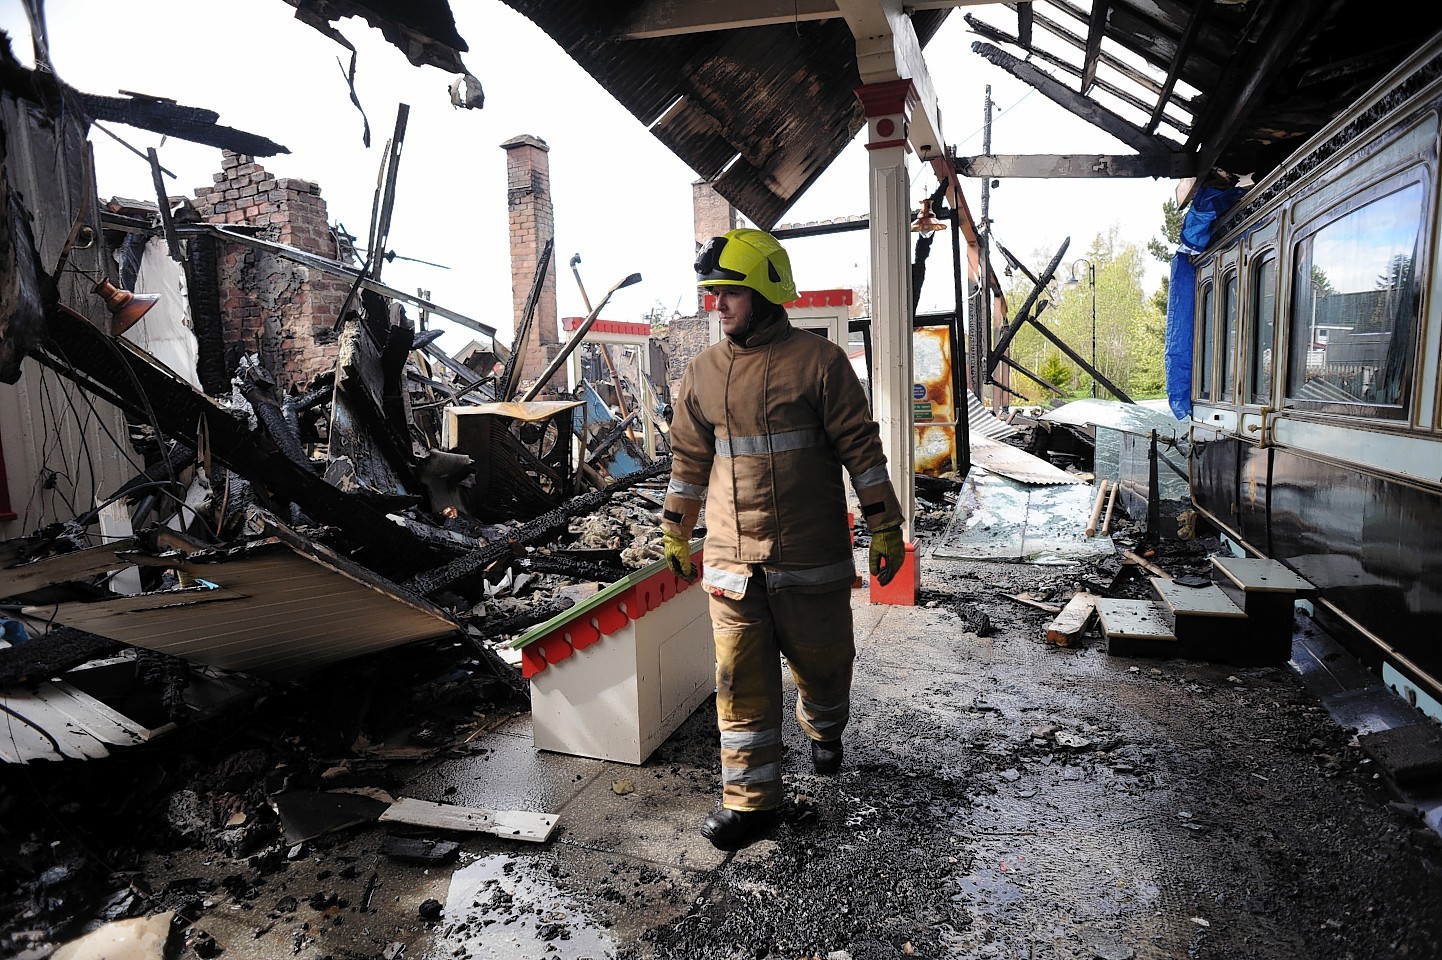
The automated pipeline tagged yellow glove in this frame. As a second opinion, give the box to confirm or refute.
[664,531,697,582]
[869,523,905,587]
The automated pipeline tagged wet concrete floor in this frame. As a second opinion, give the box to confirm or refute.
[109,542,1442,960]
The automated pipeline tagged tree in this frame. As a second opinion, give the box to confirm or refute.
[1147,197,1183,263]
[993,227,1166,403]
[1148,197,1183,314]
[1039,352,1072,394]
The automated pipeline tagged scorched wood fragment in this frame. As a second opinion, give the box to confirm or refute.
[404,458,671,598]
[35,306,448,578]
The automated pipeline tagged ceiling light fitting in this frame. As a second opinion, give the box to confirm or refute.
[910,198,947,235]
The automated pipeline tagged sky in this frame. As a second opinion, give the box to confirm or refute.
[0,1,1177,354]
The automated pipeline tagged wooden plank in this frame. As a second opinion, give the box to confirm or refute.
[0,539,138,596]
[379,797,558,843]
[1003,593,1063,614]
[1045,592,1098,646]
[1122,549,1171,579]
[34,679,162,746]
[0,685,114,762]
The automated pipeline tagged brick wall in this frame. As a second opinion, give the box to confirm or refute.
[502,134,559,390]
[691,180,737,315]
[662,181,740,396]
[192,150,345,391]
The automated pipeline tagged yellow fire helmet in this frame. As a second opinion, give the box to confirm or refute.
[694,227,799,305]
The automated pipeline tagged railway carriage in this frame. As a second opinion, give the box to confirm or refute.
[1188,29,1442,717]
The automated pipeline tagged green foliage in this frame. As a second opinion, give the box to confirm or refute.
[994,226,1167,403]
[1038,352,1072,392]
[1148,198,1183,262]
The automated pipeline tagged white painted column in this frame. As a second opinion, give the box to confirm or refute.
[857,80,916,536]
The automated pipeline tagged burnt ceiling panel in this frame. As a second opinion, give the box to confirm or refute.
[496,2,947,227]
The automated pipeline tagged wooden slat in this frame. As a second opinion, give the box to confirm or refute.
[1045,592,1098,646]
[379,798,558,844]
[0,685,113,762]
[0,539,137,596]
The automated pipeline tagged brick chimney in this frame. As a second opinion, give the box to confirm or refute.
[501,135,560,387]
[193,150,348,391]
[664,181,739,394]
[692,180,738,313]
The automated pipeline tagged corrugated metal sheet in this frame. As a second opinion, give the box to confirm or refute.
[966,391,1019,440]
[497,2,949,228]
[22,537,458,681]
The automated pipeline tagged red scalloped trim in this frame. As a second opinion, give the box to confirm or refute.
[702,289,853,313]
[521,552,704,679]
[560,318,653,336]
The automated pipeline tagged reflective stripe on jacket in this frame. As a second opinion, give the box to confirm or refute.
[662,316,902,592]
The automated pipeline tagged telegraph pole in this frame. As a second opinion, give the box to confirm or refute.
[974,85,994,407]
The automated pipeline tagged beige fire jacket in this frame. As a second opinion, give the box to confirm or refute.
[662,316,903,598]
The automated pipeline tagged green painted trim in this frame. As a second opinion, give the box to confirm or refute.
[509,539,704,649]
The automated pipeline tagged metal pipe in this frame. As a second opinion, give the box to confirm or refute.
[523,272,642,402]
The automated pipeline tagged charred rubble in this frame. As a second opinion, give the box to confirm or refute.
[0,38,684,755]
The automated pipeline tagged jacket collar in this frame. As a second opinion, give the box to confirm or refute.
[726,314,791,352]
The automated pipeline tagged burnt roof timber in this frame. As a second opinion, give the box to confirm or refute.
[1017,1,1032,48]
[1004,7,1202,116]
[958,152,1191,179]
[963,13,1192,138]
[73,91,288,157]
[1079,0,1107,94]
[1145,1,1210,136]
[1180,0,1329,204]
[969,41,1181,156]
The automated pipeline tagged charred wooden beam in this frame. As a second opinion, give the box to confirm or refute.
[404,458,671,598]
[522,555,627,583]
[499,238,554,401]
[970,41,1181,157]
[237,356,311,469]
[73,90,288,157]
[182,225,230,394]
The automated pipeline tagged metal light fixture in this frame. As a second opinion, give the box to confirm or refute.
[92,278,160,335]
[910,198,947,234]
[1064,258,1098,398]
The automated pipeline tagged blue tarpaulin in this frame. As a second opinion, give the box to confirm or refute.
[1163,186,1246,419]
[1165,255,1197,419]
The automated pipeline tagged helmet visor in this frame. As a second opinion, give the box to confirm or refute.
[695,236,747,283]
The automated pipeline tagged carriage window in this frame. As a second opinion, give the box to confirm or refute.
[1196,281,1214,401]
[1249,256,1277,403]
[1220,272,1238,401]
[1287,182,1423,413]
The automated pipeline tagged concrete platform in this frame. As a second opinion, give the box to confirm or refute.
[72,549,1442,960]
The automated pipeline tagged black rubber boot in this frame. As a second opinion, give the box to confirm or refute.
[811,739,843,774]
[700,808,778,850]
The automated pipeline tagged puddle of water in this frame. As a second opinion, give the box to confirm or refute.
[425,855,616,960]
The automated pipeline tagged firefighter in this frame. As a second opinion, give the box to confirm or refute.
[661,227,906,850]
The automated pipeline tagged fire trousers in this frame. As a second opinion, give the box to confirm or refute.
[708,576,855,811]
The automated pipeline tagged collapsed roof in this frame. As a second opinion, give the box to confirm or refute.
[308,0,1442,215]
